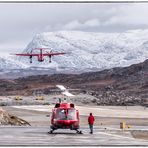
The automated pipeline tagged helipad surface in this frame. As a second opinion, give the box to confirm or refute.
[0,126,147,146]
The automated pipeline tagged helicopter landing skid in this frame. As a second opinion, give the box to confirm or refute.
[76,129,83,134]
[48,129,83,134]
[48,130,54,134]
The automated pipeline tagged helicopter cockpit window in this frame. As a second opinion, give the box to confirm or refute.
[55,108,76,120]
[67,108,76,120]
[55,109,67,120]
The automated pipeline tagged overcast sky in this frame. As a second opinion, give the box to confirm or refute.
[1,3,148,52]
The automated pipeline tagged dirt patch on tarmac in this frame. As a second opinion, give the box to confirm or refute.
[131,131,148,140]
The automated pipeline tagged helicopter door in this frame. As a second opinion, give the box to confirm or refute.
[51,110,56,123]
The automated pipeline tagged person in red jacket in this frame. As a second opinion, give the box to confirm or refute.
[88,113,95,134]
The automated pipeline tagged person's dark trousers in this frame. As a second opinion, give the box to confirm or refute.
[89,124,93,134]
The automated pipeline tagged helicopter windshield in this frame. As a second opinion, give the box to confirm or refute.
[55,109,67,120]
[55,108,76,120]
[67,108,76,120]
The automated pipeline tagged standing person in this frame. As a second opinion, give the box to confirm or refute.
[88,113,95,134]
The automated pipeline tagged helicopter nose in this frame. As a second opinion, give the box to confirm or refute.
[64,120,71,125]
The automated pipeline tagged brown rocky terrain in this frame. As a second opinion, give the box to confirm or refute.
[0,107,30,126]
[0,59,147,106]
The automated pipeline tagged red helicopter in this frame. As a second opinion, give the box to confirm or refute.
[13,48,66,63]
[49,85,82,134]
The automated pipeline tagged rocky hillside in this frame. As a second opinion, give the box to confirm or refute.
[0,59,147,106]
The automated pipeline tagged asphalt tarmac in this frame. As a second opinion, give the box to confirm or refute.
[0,126,148,146]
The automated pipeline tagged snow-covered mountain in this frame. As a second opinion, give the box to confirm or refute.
[0,56,28,70]
[2,30,148,73]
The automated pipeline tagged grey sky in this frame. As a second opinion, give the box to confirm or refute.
[0,3,148,52]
